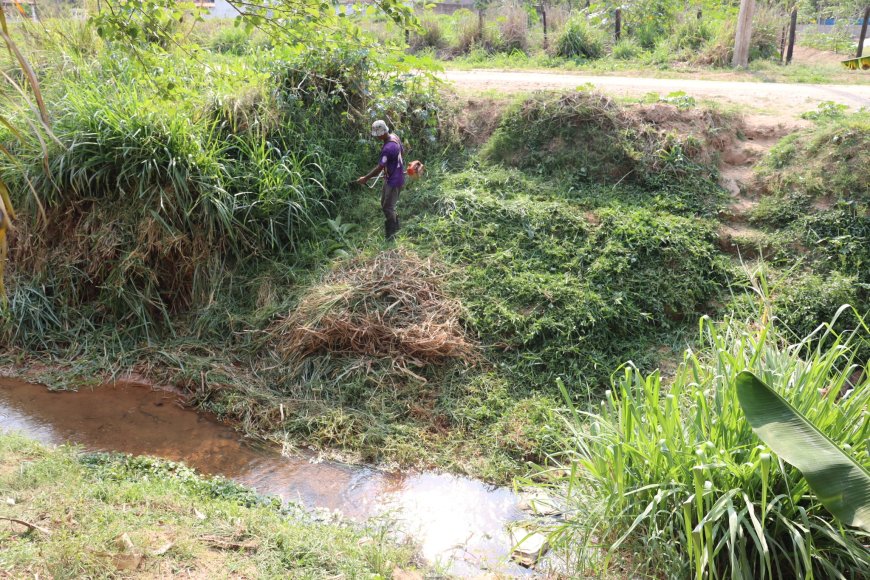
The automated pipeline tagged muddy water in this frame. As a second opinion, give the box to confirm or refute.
[0,378,531,577]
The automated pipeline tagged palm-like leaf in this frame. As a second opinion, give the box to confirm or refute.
[736,370,870,532]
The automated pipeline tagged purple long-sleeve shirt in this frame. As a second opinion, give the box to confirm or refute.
[379,135,405,188]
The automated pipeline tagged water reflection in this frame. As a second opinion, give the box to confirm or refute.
[0,378,530,577]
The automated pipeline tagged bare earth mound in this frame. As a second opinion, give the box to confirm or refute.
[271,250,476,370]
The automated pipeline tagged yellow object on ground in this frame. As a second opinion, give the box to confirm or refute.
[842,55,870,70]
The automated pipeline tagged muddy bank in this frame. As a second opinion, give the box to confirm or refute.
[0,378,532,577]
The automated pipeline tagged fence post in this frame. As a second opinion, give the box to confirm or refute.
[780,25,786,61]
[858,6,870,59]
[540,4,548,49]
[786,7,797,64]
[478,8,484,41]
[615,8,621,42]
[732,0,756,67]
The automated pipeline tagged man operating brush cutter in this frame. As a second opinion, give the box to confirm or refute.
[357,120,409,241]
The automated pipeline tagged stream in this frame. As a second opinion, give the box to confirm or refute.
[0,377,534,577]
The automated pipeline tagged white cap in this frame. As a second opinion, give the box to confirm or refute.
[371,120,389,137]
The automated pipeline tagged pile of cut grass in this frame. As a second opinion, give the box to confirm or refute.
[271,249,476,370]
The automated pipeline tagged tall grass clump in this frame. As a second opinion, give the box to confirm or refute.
[452,8,481,54]
[555,15,606,59]
[547,303,870,578]
[611,37,641,60]
[210,25,256,55]
[411,12,446,52]
[496,4,530,53]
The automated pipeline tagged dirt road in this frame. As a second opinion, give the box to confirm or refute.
[443,70,870,118]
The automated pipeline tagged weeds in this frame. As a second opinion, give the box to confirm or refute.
[0,433,420,577]
[545,307,870,578]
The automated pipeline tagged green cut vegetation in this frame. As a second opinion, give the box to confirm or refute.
[0,433,421,578]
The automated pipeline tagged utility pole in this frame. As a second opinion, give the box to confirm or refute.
[732,0,756,67]
[858,6,869,59]
[785,7,797,65]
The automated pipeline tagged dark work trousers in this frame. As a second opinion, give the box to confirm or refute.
[381,183,402,240]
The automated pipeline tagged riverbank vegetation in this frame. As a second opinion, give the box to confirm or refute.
[0,433,420,577]
[0,4,868,577]
[543,309,870,578]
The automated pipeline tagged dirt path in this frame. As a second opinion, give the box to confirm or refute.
[443,70,870,118]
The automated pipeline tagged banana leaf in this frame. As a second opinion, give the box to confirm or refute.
[736,370,870,532]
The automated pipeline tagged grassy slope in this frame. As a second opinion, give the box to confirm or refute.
[1,24,867,485]
[0,433,420,578]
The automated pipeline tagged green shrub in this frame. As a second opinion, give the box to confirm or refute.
[611,37,641,60]
[210,25,253,55]
[756,111,870,204]
[555,15,606,59]
[697,6,783,66]
[548,312,870,577]
[671,15,714,52]
[452,8,481,54]
[411,12,446,51]
[482,92,727,189]
[772,271,858,338]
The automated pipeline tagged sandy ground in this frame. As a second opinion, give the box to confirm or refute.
[442,70,870,119]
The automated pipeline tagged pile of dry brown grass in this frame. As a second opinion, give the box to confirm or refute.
[270,250,476,370]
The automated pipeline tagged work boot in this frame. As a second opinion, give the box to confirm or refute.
[385,217,399,241]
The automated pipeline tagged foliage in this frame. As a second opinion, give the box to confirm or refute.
[547,309,870,578]
[756,110,870,204]
[697,5,784,66]
[406,165,729,389]
[735,370,870,532]
[482,91,728,189]
[611,37,642,60]
[800,101,849,122]
[555,15,606,59]
[0,6,54,306]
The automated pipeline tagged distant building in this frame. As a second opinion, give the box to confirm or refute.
[1,0,38,21]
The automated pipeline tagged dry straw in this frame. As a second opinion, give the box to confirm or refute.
[271,249,476,370]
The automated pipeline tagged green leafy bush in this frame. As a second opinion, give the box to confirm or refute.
[548,311,870,578]
[411,12,446,51]
[555,15,606,59]
[611,37,641,60]
[210,24,255,55]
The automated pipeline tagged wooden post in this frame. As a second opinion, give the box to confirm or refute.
[697,8,702,20]
[615,8,621,42]
[732,0,756,67]
[786,7,797,64]
[780,24,786,61]
[405,28,410,46]
[857,6,870,59]
[540,4,548,49]
[478,8,484,41]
